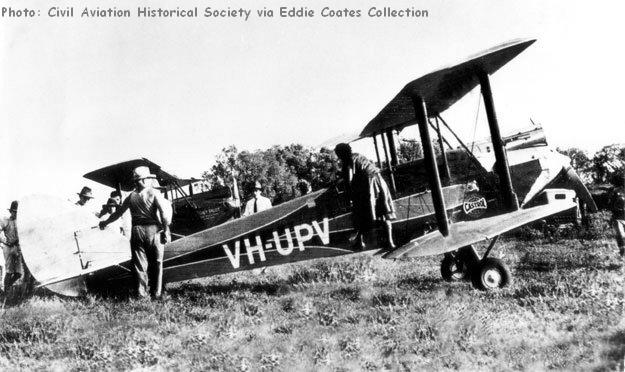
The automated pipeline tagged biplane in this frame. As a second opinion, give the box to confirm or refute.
[18,38,597,296]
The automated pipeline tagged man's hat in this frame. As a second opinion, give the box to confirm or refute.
[334,142,352,159]
[133,166,157,181]
[8,200,18,212]
[254,181,262,190]
[77,186,94,199]
[102,197,119,209]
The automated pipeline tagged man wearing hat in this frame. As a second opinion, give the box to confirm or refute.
[0,201,23,292]
[99,166,172,299]
[75,186,94,207]
[242,181,272,217]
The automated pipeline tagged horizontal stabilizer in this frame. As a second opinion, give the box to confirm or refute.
[384,199,575,259]
[18,195,131,296]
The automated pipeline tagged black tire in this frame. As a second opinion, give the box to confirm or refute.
[441,255,468,282]
[471,258,511,290]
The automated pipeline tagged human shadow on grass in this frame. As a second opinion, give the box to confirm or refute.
[167,280,292,298]
[516,252,622,272]
[395,276,447,291]
[602,329,625,370]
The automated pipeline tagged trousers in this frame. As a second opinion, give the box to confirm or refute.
[130,225,164,298]
[614,219,625,250]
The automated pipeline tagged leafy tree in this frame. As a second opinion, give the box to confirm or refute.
[591,144,625,185]
[557,147,592,182]
[203,145,238,187]
[397,139,423,163]
[203,144,340,205]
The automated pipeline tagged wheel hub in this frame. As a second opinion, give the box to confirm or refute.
[482,268,502,289]
[450,263,465,280]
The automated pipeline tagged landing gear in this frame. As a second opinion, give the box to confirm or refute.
[471,257,511,290]
[440,239,512,290]
[441,254,468,281]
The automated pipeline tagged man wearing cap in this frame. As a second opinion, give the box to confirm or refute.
[242,181,272,217]
[75,186,94,207]
[0,201,23,292]
[99,166,172,299]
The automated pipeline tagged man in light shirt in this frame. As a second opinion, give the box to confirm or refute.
[100,166,172,299]
[242,181,272,217]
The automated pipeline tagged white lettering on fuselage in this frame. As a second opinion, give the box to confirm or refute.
[222,217,329,269]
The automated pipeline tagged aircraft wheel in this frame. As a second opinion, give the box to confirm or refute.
[471,258,511,290]
[441,254,468,282]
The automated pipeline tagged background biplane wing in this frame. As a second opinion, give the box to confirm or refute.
[384,199,576,259]
[83,158,193,191]
[359,38,536,138]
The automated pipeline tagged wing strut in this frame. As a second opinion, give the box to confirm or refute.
[372,135,382,168]
[478,72,519,211]
[413,95,449,237]
[381,132,397,195]
[434,117,451,186]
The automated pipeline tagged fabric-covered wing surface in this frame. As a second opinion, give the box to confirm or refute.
[360,38,536,138]
[18,195,131,296]
[384,199,575,259]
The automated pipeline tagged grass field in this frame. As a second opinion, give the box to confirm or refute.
[1,215,623,371]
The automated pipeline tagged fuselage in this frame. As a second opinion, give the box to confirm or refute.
[90,141,591,291]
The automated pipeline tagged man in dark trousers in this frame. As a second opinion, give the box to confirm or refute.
[100,166,172,299]
[334,143,396,249]
[0,201,22,292]
[609,174,625,256]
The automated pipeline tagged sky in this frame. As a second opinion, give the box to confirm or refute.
[1,0,624,209]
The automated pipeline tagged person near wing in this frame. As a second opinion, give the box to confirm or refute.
[0,201,23,292]
[242,181,272,216]
[75,186,94,206]
[99,197,130,239]
[609,174,625,256]
[334,143,396,249]
[100,166,173,299]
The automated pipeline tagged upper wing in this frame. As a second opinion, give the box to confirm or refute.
[359,38,536,138]
[83,158,190,191]
[383,199,575,259]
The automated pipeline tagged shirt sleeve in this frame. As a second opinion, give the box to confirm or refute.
[242,199,253,217]
[155,193,173,226]
[0,217,7,245]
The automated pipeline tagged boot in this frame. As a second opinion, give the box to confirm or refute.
[4,273,20,290]
[384,221,396,250]
[351,232,365,250]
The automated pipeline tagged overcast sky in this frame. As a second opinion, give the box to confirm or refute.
[1,0,624,208]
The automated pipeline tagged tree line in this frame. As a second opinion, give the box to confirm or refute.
[202,144,340,204]
[200,142,624,206]
[557,144,625,186]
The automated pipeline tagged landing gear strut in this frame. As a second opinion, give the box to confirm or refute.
[440,237,511,290]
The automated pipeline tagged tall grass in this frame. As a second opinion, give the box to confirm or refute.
[0,213,623,370]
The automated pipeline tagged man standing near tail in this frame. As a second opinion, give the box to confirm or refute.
[100,166,172,299]
[0,201,23,293]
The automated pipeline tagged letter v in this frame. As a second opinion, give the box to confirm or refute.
[222,241,241,269]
